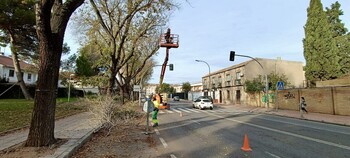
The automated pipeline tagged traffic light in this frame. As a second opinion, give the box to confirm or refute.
[169,64,174,71]
[229,51,235,61]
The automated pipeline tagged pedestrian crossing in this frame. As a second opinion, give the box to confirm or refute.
[158,107,243,114]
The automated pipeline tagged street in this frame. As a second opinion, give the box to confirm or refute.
[153,100,350,158]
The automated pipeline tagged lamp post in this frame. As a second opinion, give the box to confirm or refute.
[195,60,211,96]
[68,74,74,102]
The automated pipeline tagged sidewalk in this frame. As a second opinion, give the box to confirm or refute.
[217,104,350,126]
[0,112,99,158]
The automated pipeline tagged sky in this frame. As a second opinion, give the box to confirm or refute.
[149,0,350,85]
[2,0,349,85]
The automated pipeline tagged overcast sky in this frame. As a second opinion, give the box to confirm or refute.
[2,0,348,85]
[149,0,350,85]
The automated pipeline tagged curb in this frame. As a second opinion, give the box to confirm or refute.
[270,113,350,127]
[42,128,95,158]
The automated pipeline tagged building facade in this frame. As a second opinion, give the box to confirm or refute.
[0,53,37,84]
[201,58,305,104]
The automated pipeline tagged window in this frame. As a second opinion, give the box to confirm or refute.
[27,73,32,81]
[9,70,14,77]
[226,74,231,86]
[235,72,241,85]
[218,76,222,87]
[227,90,230,100]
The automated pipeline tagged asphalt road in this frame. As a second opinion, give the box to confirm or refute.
[154,100,350,158]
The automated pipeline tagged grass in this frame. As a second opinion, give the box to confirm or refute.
[0,98,87,133]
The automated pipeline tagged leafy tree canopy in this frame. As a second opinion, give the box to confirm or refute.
[156,83,175,94]
[182,82,191,93]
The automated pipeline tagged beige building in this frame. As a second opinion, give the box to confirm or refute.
[201,58,305,104]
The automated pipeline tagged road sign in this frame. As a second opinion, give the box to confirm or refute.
[133,85,141,92]
[277,81,284,90]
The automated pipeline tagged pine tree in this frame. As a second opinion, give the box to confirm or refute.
[326,2,350,76]
[303,0,341,86]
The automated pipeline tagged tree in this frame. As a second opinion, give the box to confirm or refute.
[244,73,290,94]
[0,0,37,99]
[156,83,175,94]
[325,2,350,76]
[181,82,191,99]
[76,0,176,102]
[182,82,191,93]
[25,0,84,147]
[303,0,341,86]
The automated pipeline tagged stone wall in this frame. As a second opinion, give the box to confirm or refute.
[275,87,350,116]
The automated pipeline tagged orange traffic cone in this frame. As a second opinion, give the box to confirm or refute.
[241,134,252,152]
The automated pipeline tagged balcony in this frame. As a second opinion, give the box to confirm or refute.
[217,82,222,88]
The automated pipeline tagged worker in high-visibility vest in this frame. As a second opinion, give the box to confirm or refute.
[152,95,160,127]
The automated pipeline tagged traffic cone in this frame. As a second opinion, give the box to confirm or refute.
[241,134,252,152]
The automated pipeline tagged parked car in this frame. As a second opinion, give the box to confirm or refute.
[173,96,180,101]
[193,98,213,110]
[196,96,213,103]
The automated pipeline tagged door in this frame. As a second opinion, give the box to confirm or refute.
[236,90,241,104]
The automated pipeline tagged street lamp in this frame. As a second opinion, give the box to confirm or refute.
[195,60,211,96]
[68,74,74,102]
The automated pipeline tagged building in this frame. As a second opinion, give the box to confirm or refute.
[0,53,37,84]
[188,82,203,101]
[200,58,305,105]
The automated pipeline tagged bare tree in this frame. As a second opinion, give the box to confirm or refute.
[76,0,176,103]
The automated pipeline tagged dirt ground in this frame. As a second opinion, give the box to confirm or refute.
[0,116,161,158]
[71,123,160,158]
[0,138,68,158]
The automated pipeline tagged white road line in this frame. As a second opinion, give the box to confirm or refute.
[253,115,350,136]
[207,112,350,151]
[177,108,192,113]
[159,137,168,148]
[170,154,177,158]
[167,110,174,114]
[172,108,182,113]
[154,129,160,135]
[265,151,281,158]
[159,110,165,114]
[186,108,201,113]
[191,119,201,125]
[215,109,227,113]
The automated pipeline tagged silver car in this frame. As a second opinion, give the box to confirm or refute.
[193,98,213,110]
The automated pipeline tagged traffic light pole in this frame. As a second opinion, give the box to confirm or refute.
[230,53,269,109]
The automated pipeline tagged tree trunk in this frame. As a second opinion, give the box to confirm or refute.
[25,38,61,146]
[25,0,84,147]
[9,34,33,100]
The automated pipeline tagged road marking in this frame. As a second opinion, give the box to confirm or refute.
[159,137,168,148]
[154,129,160,135]
[177,108,192,113]
[253,115,350,136]
[186,108,201,113]
[265,151,281,158]
[215,109,227,113]
[172,108,182,113]
[170,154,177,158]
[207,112,350,151]
[167,110,174,114]
[191,119,201,125]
